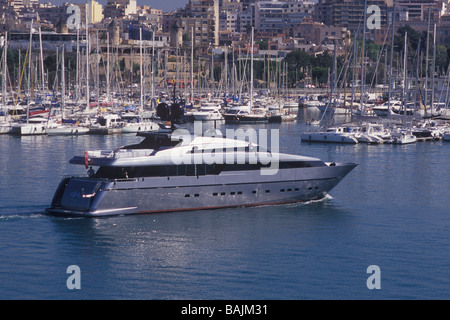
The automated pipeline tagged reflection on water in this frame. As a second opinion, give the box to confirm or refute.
[0,114,450,299]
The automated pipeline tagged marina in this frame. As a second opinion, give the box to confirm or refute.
[0,119,449,299]
[2,6,450,300]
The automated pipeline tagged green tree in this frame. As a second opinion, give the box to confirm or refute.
[312,51,333,69]
[284,49,312,69]
[312,66,329,84]
[256,40,268,50]
[435,45,448,74]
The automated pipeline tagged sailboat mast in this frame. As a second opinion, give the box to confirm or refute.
[360,0,369,116]
[2,31,7,109]
[38,25,45,97]
[140,27,143,113]
[76,25,80,100]
[250,27,254,109]
[387,0,397,118]
[402,32,407,121]
[191,26,194,104]
[86,8,90,111]
[424,9,431,116]
[27,21,33,124]
[106,32,110,105]
[61,45,65,119]
[431,23,436,116]
[152,27,155,100]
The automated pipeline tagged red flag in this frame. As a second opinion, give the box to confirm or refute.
[84,150,89,169]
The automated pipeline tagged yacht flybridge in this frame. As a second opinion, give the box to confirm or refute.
[46,129,357,216]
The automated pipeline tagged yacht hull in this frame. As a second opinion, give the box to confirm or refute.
[192,113,224,121]
[300,132,358,144]
[0,123,13,134]
[122,123,159,133]
[223,114,269,123]
[46,163,357,217]
[47,126,89,136]
[11,123,47,135]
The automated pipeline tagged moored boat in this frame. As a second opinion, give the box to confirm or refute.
[301,126,358,144]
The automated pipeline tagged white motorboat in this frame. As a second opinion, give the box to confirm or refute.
[46,129,357,216]
[89,113,124,135]
[122,121,160,134]
[373,100,402,117]
[387,129,417,144]
[301,126,358,144]
[304,100,325,111]
[47,123,89,136]
[192,103,224,121]
[121,111,159,133]
[223,105,269,123]
[11,117,48,135]
[350,123,387,144]
[282,98,299,114]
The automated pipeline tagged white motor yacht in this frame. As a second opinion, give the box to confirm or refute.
[47,122,89,136]
[121,111,159,133]
[350,123,387,144]
[89,113,124,135]
[192,103,224,121]
[301,126,358,144]
[11,117,48,135]
[387,129,417,144]
[373,100,402,117]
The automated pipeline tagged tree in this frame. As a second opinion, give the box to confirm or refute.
[394,25,424,55]
[256,40,268,50]
[435,45,448,74]
[313,51,333,70]
[284,49,312,69]
[312,66,329,84]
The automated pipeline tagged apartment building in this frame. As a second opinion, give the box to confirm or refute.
[219,0,243,33]
[174,0,220,47]
[292,19,350,47]
[315,0,389,34]
[104,0,137,19]
[397,0,443,21]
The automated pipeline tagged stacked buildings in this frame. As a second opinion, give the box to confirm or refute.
[2,0,450,54]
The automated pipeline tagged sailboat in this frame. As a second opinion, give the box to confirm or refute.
[223,28,269,124]
[121,28,158,133]
[301,41,357,143]
[0,31,13,134]
[387,32,416,145]
[47,45,89,135]
[11,21,48,135]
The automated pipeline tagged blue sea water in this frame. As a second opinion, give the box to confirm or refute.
[0,116,449,300]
